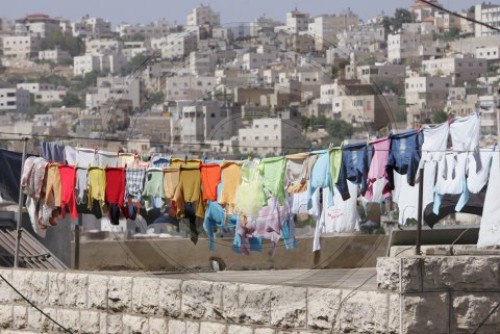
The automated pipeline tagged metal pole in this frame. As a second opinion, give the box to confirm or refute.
[75,213,81,269]
[416,165,424,256]
[14,137,29,268]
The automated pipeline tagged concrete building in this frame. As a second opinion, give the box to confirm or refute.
[475,3,500,37]
[238,116,304,156]
[284,9,311,34]
[116,20,174,39]
[476,46,500,60]
[71,16,112,39]
[410,0,442,23]
[38,49,72,63]
[387,32,421,64]
[242,45,279,70]
[85,38,121,55]
[421,56,488,86]
[249,16,283,37]
[308,11,359,51]
[14,13,61,38]
[128,114,171,144]
[346,63,406,86]
[160,32,197,59]
[330,82,398,128]
[165,75,216,101]
[336,25,385,53]
[189,51,217,75]
[405,76,452,126]
[1,35,41,59]
[186,4,221,27]
[73,53,126,76]
[434,11,461,33]
[86,76,141,109]
[0,88,30,112]
[16,82,67,104]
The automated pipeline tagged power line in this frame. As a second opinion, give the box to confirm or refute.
[0,273,73,334]
[418,0,500,33]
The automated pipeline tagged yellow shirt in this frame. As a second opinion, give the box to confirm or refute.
[88,167,106,209]
[218,162,242,210]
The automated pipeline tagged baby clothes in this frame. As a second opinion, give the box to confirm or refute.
[174,162,205,218]
[59,165,78,219]
[45,164,61,207]
[105,167,126,207]
[76,167,88,205]
[286,153,318,194]
[386,129,422,189]
[307,151,333,210]
[201,163,221,202]
[260,157,287,205]
[163,167,180,200]
[142,168,165,210]
[235,160,266,218]
[125,168,146,202]
[76,148,99,168]
[478,148,500,248]
[87,167,106,210]
[365,137,391,201]
[337,142,369,200]
[219,162,242,210]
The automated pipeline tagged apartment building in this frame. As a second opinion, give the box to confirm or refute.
[165,75,216,101]
[476,46,500,60]
[283,9,311,34]
[86,77,141,109]
[186,5,221,27]
[116,20,174,39]
[38,49,72,63]
[14,13,61,38]
[17,83,66,104]
[73,53,126,76]
[422,56,488,86]
[249,16,283,37]
[71,16,112,39]
[189,51,217,75]
[346,63,406,86]
[1,35,41,59]
[241,45,279,70]
[0,88,30,112]
[308,11,359,50]
[160,32,197,59]
[85,38,121,55]
[475,3,500,37]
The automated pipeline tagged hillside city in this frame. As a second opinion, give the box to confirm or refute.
[0,1,499,157]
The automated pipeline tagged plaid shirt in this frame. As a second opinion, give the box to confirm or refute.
[125,168,146,201]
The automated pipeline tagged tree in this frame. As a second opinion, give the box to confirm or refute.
[392,8,413,32]
[41,31,84,57]
[432,110,448,124]
[122,53,151,76]
[326,119,354,142]
[61,93,83,108]
[73,71,99,90]
[143,92,165,111]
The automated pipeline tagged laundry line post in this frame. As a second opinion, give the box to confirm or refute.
[14,137,29,268]
[415,164,425,256]
[74,213,81,269]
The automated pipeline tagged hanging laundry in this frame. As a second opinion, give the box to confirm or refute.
[45,163,61,207]
[75,167,88,205]
[170,158,200,168]
[337,142,369,200]
[432,153,469,215]
[76,148,99,168]
[330,148,342,187]
[58,165,78,219]
[392,171,419,225]
[201,163,221,202]
[163,167,180,200]
[22,157,54,237]
[467,148,494,194]
[97,150,119,168]
[307,151,333,209]
[233,218,263,255]
[286,153,318,194]
[142,168,165,210]
[234,159,266,218]
[105,167,125,225]
[87,167,106,210]
[260,156,287,205]
[291,186,320,218]
[40,142,65,163]
[118,153,136,168]
[151,155,171,168]
[219,162,242,211]
[203,200,239,251]
[365,137,391,201]
[419,122,449,166]
[450,113,480,153]
[386,129,422,189]
[0,149,24,203]
[478,148,500,248]
[174,162,204,218]
[64,146,77,165]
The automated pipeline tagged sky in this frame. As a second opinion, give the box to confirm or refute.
[3,0,476,25]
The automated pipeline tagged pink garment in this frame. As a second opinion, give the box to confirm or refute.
[365,137,391,201]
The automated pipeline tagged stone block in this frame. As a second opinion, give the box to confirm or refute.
[99,312,107,334]
[333,290,391,333]
[88,275,108,310]
[238,284,272,325]
[255,329,275,334]
[168,319,186,333]
[0,305,12,329]
[377,257,422,293]
[187,320,200,333]
[222,282,239,323]
[123,314,149,334]
[452,293,500,332]
[103,313,123,334]
[158,278,182,318]
[131,276,160,315]
[423,257,500,291]
[307,288,342,330]
[27,270,49,305]
[199,321,226,334]
[228,324,253,334]
[149,317,168,334]
[108,276,132,313]
[12,305,27,330]
[387,293,400,333]
[40,308,57,332]
[79,310,100,334]
[11,270,32,304]
[270,286,306,329]
[0,269,13,304]
[181,280,222,321]
[57,309,80,333]
[64,273,89,308]
[403,292,449,334]
[47,272,66,306]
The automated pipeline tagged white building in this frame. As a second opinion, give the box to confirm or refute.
[475,3,500,37]
[189,51,217,75]
[242,45,279,70]
[160,32,197,59]
[421,56,488,86]
[17,82,67,104]
[0,88,30,112]
[73,53,126,76]
[476,46,500,60]
[115,20,174,39]
[71,16,112,38]
[284,9,311,34]
[1,35,41,59]
[186,4,221,27]
[387,32,434,64]
[410,0,442,23]
[308,11,359,51]
[17,83,56,94]
[337,25,385,52]
[86,76,141,109]
[85,38,121,55]
[249,16,283,37]
[346,63,406,85]
[238,117,304,156]
[165,75,216,101]
[14,14,61,38]
[38,49,72,63]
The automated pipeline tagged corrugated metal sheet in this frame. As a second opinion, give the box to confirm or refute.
[0,228,68,270]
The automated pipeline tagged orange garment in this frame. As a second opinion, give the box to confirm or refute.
[45,163,61,207]
[163,167,180,200]
[201,163,221,202]
[173,163,205,218]
[218,162,242,210]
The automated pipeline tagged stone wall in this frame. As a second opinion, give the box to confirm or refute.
[377,256,500,333]
[0,268,397,334]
